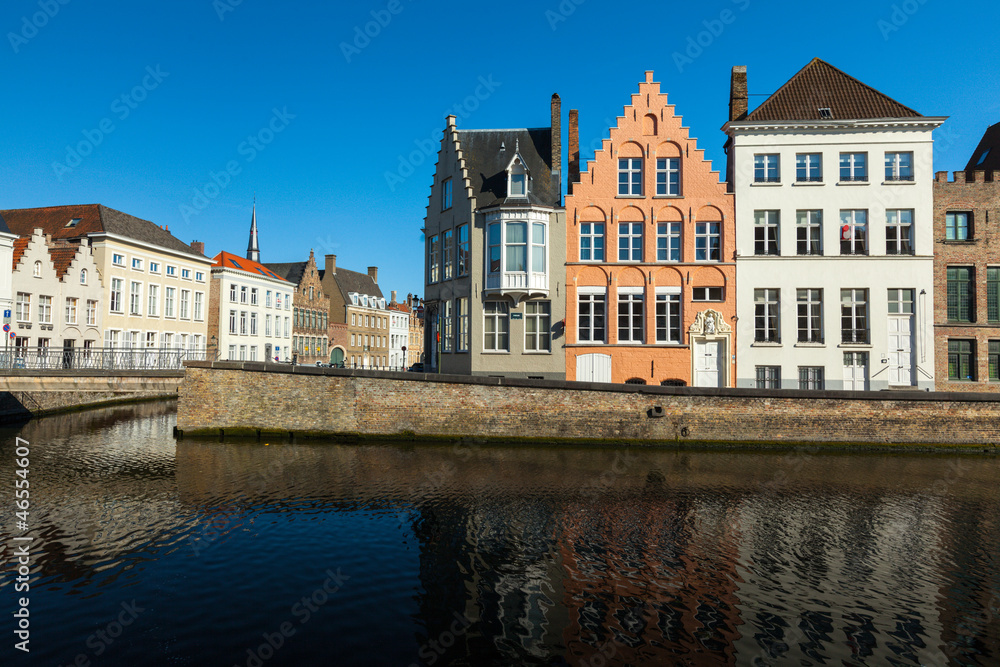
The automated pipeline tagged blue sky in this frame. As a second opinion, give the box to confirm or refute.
[2,0,997,299]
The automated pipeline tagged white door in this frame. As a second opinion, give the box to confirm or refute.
[694,339,723,387]
[576,353,611,383]
[843,351,868,391]
[887,316,914,386]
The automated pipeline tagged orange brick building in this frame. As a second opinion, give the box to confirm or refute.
[564,71,735,386]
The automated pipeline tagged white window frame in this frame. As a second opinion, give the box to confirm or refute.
[754,154,779,183]
[840,210,868,255]
[754,210,780,256]
[129,281,142,316]
[655,158,680,195]
[695,222,721,262]
[796,288,823,343]
[839,152,868,182]
[754,288,780,343]
[618,222,643,262]
[618,158,643,195]
[110,278,124,313]
[148,284,159,317]
[65,297,78,325]
[885,152,914,181]
[655,287,681,344]
[796,210,823,256]
[795,153,822,182]
[524,301,551,352]
[656,222,681,262]
[483,301,509,352]
[886,209,914,255]
[617,287,644,344]
[580,223,605,262]
[577,289,606,343]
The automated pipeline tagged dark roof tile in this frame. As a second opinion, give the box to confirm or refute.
[965,121,1000,172]
[457,128,560,209]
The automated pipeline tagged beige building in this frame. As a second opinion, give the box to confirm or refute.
[320,255,389,368]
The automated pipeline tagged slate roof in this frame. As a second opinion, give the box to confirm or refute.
[263,261,308,287]
[327,267,383,302]
[965,121,1000,172]
[456,129,560,209]
[0,212,10,235]
[212,251,294,285]
[0,204,203,255]
[745,58,922,122]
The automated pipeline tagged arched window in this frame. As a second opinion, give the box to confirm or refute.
[624,377,647,385]
[33,261,42,277]
[80,269,87,284]
[660,379,686,387]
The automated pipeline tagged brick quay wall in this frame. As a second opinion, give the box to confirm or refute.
[175,362,1000,449]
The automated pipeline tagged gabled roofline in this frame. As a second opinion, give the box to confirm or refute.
[724,116,947,134]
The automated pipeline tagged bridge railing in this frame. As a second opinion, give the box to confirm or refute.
[0,347,207,371]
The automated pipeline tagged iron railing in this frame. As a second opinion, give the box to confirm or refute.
[0,347,207,371]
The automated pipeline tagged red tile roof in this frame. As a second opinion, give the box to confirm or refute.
[746,58,922,122]
[48,244,79,280]
[12,237,28,271]
[211,251,294,284]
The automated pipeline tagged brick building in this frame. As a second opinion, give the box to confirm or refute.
[265,249,330,365]
[320,255,389,368]
[565,71,735,386]
[933,166,1000,390]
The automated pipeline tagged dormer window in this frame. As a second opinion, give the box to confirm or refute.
[65,218,81,228]
[508,156,528,198]
[819,107,833,119]
[350,293,359,306]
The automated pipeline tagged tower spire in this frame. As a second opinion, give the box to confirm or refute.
[247,198,260,262]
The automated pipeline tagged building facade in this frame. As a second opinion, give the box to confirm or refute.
[724,59,944,391]
[10,228,103,361]
[1,204,213,354]
[933,167,1000,390]
[265,250,330,365]
[405,294,425,368]
[0,214,16,320]
[565,71,736,386]
[320,255,389,368]
[387,291,409,370]
[208,252,295,362]
[423,96,566,379]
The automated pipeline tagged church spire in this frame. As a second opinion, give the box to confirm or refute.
[247,199,260,262]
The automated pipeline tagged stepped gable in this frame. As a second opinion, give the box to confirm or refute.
[746,58,922,122]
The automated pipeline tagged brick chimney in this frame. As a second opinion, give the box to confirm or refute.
[367,266,378,283]
[391,290,397,303]
[190,240,205,255]
[325,254,336,275]
[550,93,561,182]
[568,109,580,195]
[729,66,748,122]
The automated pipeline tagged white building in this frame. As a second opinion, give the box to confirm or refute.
[724,59,945,390]
[387,291,409,369]
[0,214,16,320]
[209,251,295,362]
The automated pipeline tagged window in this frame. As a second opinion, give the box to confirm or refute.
[888,288,914,316]
[754,210,780,255]
[948,340,975,381]
[947,267,974,323]
[655,290,681,343]
[15,293,29,322]
[428,235,440,282]
[251,288,258,305]
[510,169,527,197]
[840,210,867,255]
[80,268,87,284]
[524,301,551,352]
[129,281,142,315]
[442,178,452,211]
[841,289,869,343]
[795,210,822,255]
[756,366,780,389]
[618,158,642,195]
[148,285,159,317]
[196,272,204,282]
[166,266,176,277]
[754,289,780,343]
[164,287,175,318]
[180,290,190,319]
[796,153,822,182]
[580,223,605,261]
[182,268,190,279]
[38,295,52,324]
[240,311,247,335]
[194,292,204,321]
[250,312,258,336]
[988,268,1000,323]
[990,341,1000,381]
[798,367,824,390]
[692,287,723,302]
[86,300,97,326]
[228,345,236,360]
[266,291,272,308]
[656,158,680,195]
[457,224,469,277]
[149,262,160,274]
[505,222,527,271]
[656,222,681,262]
[457,297,469,352]
[65,298,78,325]
[443,229,454,280]
[284,295,290,310]
[441,301,453,353]
[230,284,237,302]
[695,222,721,261]
[946,212,970,241]
[240,286,248,303]
[618,222,643,261]
[754,154,780,183]
[112,253,125,266]
[484,301,509,351]
[32,260,41,277]
[796,289,822,343]
[239,345,246,360]
[839,152,867,181]
[531,223,546,273]
[110,278,123,313]
[885,152,913,181]
[578,291,606,343]
[886,210,913,255]
[266,314,272,337]
[617,289,644,343]
[132,258,143,271]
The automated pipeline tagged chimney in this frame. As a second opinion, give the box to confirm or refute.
[391,290,397,303]
[729,66,748,122]
[368,266,378,283]
[190,240,205,255]
[568,109,580,195]
[550,93,562,182]
[325,254,336,275]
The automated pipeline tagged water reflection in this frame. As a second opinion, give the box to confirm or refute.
[0,405,997,666]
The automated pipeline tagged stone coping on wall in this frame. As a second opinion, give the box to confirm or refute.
[181,360,1000,404]
[0,370,185,378]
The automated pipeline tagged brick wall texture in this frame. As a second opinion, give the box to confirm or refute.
[176,363,1000,446]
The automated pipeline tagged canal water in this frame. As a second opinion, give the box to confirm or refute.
[1,402,997,666]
